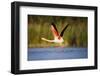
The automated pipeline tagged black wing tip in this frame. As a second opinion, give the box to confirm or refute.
[66,24,69,26]
[65,24,69,28]
[60,24,69,37]
[51,22,55,26]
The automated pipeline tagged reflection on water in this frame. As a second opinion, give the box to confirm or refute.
[28,47,87,61]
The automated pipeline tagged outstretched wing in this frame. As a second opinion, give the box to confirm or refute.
[51,23,60,38]
[60,24,69,37]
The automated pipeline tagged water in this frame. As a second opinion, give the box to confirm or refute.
[28,47,88,61]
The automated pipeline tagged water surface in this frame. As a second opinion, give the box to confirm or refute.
[28,47,87,61]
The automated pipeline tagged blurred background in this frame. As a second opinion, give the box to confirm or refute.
[28,15,88,48]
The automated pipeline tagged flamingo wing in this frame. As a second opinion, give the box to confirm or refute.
[51,23,60,38]
[60,24,69,37]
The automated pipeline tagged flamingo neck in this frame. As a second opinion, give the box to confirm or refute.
[41,38,54,42]
[41,37,64,43]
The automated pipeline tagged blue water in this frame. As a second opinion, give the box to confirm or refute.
[28,48,88,61]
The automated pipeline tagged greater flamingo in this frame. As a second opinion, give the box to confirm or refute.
[41,23,69,44]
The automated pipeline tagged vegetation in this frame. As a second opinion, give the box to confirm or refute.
[28,15,88,48]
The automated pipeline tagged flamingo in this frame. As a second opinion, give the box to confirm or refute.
[41,23,69,44]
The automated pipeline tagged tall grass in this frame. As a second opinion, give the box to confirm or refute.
[28,15,87,48]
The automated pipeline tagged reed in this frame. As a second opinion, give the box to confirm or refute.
[28,15,87,48]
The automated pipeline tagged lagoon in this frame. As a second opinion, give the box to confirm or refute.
[28,47,87,61]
